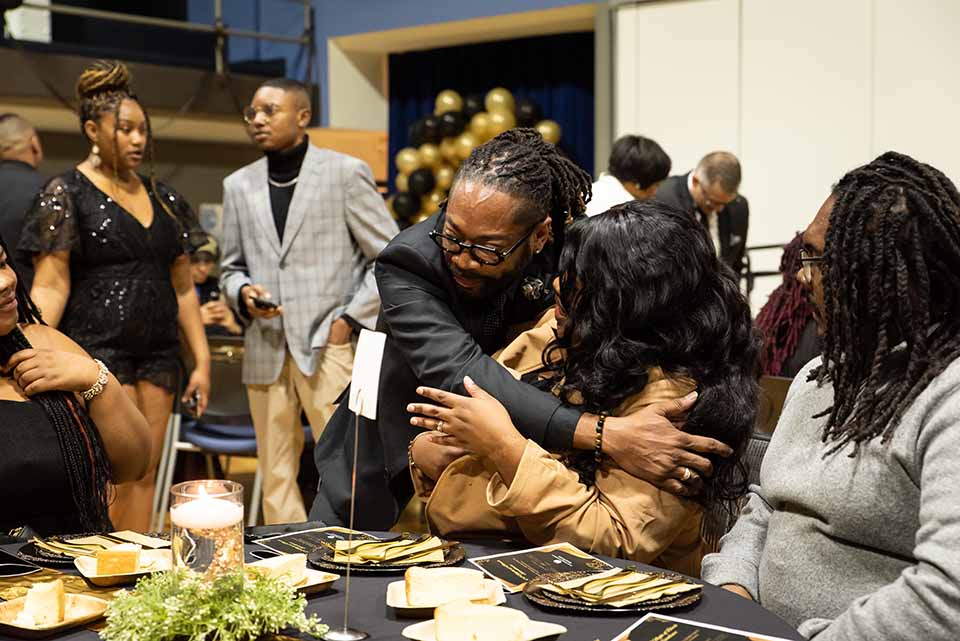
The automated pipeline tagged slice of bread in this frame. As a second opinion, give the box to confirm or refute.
[434,601,527,641]
[15,579,65,626]
[404,566,485,607]
[247,553,307,586]
[96,543,141,575]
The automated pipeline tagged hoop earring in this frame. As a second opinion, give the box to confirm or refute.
[90,144,101,168]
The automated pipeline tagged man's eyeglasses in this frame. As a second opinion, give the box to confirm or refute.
[800,248,825,281]
[243,104,282,124]
[429,217,540,266]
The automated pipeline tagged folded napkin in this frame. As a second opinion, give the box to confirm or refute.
[541,567,700,608]
[333,537,445,565]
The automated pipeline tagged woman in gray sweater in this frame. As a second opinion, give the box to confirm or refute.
[703,152,960,640]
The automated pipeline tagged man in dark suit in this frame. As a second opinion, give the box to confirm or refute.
[0,114,45,290]
[310,129,730,529]
[655,151,749,276]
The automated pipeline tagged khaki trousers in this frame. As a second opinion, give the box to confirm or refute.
[247,343,354,524]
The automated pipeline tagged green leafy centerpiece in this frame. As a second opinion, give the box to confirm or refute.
[101,569,328,641]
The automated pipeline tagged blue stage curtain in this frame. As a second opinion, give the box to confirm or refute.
[388,31,594,194]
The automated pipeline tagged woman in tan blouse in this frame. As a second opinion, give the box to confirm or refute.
[409,200,761,576]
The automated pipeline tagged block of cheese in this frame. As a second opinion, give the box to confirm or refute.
[96,543,141,575]
[404,567,485,607]
[434,601,527,641]
[247,553,307,586]
[14,579,65,626]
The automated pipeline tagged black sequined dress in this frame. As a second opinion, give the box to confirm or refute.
[18,170,205,392]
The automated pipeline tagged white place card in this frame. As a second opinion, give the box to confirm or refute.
[348,329,387,420]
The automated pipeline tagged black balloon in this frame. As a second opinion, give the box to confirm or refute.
[408,118,427,147]
[439,111,466,138]
[462,94,484,119]
[422,115,442,144]
[407,168,436,197]
[393,192,419,218]
[516,98,542,127]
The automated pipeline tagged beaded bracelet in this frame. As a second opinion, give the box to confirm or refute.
[594,412,607,464]
[81,359,109,401]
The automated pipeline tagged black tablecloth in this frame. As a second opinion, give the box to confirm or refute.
[297,536,802,641]
[1,537,803,641]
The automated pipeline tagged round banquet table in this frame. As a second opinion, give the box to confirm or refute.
[0,537,802,641]
[292,535,802,641]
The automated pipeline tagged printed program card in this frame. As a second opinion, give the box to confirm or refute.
[469,542,612,593]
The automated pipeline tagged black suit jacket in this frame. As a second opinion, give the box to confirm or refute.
[655,173,750,275]
[0,161,45,290]
[310,213,581,529]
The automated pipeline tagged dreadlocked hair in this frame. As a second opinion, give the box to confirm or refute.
[754,234,813,375]
[0,235,112,531]
[813,151,960,452]
[76,60,175,220]
[454,128,592,264]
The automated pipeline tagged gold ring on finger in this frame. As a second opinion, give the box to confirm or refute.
[436,420,445,433]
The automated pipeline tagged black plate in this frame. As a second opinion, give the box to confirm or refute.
[16,531,170,569]
[523,571,702,615]
[307,539,465,575]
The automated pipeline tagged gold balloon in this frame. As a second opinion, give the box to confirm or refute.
[395,147,420,175]
[455,132,479,161]
[484,87,515,115]
[434,89,463,115]
[418,143,441,170]
[440,137,459,163]
[411,212,432,224]
[395,172,409,193]
[488,109,517,137]
[435,164,455,191]
[469,112,491,141]
[421,189,444,214]
[535,119,562,144]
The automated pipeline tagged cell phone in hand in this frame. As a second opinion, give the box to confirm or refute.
[183,389,201,415]
[252,296,278,310]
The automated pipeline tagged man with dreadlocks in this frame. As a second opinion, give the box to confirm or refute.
[0,233,150,535]
[702,152,960,641]
[311,129,731,529]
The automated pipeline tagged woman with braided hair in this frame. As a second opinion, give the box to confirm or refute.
[311,128,731,530]
[754,233,819,377]
[18,60,210,531]
[0,233,149,535]
[703,152,960,641]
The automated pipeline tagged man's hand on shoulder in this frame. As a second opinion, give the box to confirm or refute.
[592,392,734,496]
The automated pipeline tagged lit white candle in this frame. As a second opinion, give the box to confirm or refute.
[170,496,243,530]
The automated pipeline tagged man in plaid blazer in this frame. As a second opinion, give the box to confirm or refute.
[220,79,398,524]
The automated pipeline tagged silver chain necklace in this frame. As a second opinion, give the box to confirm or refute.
[268,176,298,188]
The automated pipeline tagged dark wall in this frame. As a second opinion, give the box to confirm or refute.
[388,31,595,189]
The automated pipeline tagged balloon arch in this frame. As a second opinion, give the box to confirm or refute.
[388,87,562,224]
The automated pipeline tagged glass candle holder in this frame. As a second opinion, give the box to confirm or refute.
[170,480,244,579]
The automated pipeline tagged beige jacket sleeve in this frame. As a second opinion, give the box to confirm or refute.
[486,440,700,568]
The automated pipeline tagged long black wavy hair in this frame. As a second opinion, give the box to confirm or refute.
[545,200,761,511]
[0,236,113,532]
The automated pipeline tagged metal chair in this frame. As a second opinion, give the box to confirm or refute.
[153,339,264,529]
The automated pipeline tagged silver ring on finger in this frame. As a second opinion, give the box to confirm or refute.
[436,420,445,433]
[681,466,693,482]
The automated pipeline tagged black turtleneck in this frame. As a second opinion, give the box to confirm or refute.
[265,135,309,241]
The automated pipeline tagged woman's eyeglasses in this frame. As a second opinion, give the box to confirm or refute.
[799,248,825,281]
